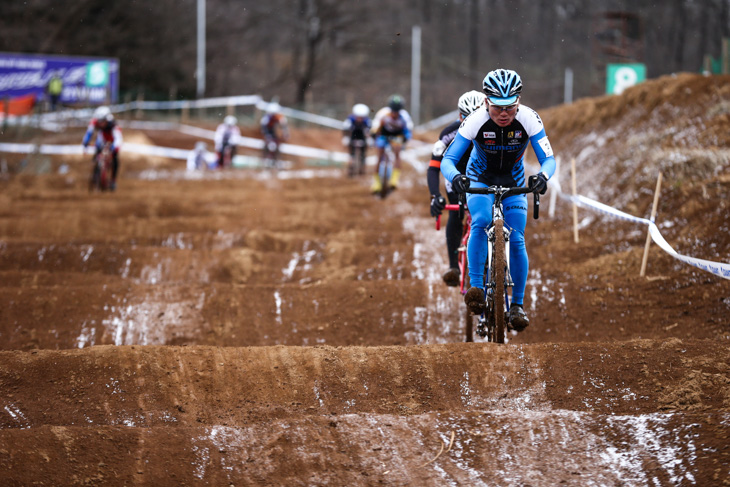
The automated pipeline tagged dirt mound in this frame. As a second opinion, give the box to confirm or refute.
[1,72,729,484]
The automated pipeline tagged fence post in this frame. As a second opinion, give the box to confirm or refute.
[640,172,663,277]
[571,157,579,243]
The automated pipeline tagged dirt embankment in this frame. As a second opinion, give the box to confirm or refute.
[0,73,729,485]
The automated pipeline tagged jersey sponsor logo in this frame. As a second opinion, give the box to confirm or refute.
[515,130,523,138]
[537,136,554,157]
[485,140,495,145]
[508,140,521,145]
[482,145,522,151]
[508,131,514,138]
[505,204,527,211]
[532,109,543,124]
[483,131,496,138]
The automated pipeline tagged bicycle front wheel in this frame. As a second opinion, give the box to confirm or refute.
[378,153,390,199]
[491,219,506,343]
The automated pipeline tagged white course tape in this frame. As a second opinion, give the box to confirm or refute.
[0,138,350,164]
[561,192,730,280]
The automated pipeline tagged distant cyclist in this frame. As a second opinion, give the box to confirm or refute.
[342,103,372,176]
[214,115,241,168]
[440,69,556,331]
[428,90,484,287]
[260,102,290,165]
[187,141,212,171]
[82,105,123,191]
[370,94,413,193]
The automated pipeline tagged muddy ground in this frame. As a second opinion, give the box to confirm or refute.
[1,73,729,486]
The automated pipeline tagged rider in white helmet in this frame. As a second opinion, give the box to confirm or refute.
[342,103,372,176]
[82,105,123,190]
[260,101,290,167]
[214,114,241,168]
[187,141,212,171]
[427,90,485,286]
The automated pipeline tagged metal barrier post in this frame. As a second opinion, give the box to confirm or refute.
[571,157,579,243]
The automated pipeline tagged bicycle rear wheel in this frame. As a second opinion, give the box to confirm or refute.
[492,219,506,343]
[462,258,474,342]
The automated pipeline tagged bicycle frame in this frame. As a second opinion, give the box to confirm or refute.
[466,185,539,343]
[89,143,113,192]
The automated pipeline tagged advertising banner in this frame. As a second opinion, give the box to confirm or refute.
[0,52,119,108]
[606,63,646,95]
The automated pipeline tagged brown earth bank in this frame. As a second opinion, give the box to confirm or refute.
[1,72,729,485]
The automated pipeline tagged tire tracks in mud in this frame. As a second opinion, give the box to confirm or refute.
[1,340,729,485]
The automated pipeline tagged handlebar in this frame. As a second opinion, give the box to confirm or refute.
[465,185,541,220]
[435,204,465,230]
[435,184,541,230]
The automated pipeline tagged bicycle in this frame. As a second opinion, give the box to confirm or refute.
[88,142,113,192]
[464,183,541,344]
[375,136,402,199]
[436,201,474,342]
[219,143,235,169]
[347,138,368,177]
[262,137,282,169]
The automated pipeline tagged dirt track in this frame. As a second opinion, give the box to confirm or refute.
[1,73,730,485]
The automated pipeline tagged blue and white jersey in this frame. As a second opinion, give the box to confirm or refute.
[440,104,556,187]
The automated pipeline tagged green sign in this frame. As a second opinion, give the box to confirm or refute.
[85,61,110,87]
[606,63,646,95]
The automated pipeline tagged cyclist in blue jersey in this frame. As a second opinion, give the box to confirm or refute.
[440,69,556,331]
[428,90,484,286]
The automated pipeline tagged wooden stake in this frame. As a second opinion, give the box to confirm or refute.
[571,157,579,243]
[640,172,663,277]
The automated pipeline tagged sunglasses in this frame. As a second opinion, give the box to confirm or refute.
[488,103,518,113]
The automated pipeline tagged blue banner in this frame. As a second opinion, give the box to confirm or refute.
[0,52,119,105]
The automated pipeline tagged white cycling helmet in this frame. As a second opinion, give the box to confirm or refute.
[94,105,111,120]
[482,69,523,106]
[266,102,281,114]
[457,90,484,118]
[224,115,237,126]
[352,103,369,118]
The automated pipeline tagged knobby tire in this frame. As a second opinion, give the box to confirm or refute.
[378,153,389,200]
[492,219,506,343]
[462,258,473,342]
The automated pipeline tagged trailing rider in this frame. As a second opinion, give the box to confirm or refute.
[82,105,123,191]
[260,102,290,166]
[342,103,372,176]
[428,90,484,287]
[440,69,556,332]
[214,115,241,168]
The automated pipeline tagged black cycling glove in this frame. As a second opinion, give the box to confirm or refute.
[528,173,548,194]
[430,195,446,217]
[451,175,470,194]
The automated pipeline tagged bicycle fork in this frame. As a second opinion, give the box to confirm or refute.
[476,221,514,340]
